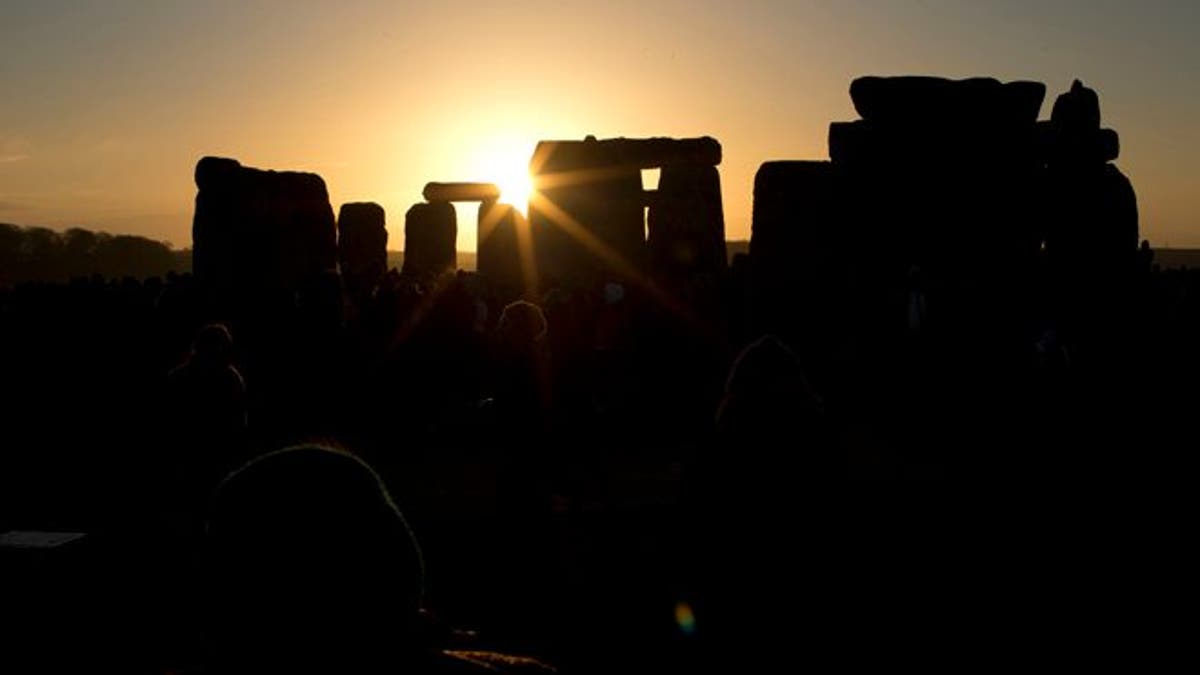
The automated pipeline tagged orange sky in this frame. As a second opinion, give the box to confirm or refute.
[1,1,1197,249]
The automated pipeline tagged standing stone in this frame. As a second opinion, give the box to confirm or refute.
[1043,80,1139,297]
[193,157,241,294]
[337,202,387,296]
[849,76,1045,127]
[477,201,528,301]
[1046,164,1138,277]
[1050,79,1100,132]
[525,135,725,291]
[648,164,726,277]
[1039,80,1121,165]
[750,161,839,265]
[528,137,646,291]
[600,136,722,168]
[827,76,1051,348]
[749,161,848,349]
[1037,122,1119,164]
[423,182,501,203]
[192,156,337,303]
[403,202,457,279]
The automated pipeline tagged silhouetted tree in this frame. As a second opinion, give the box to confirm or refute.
[0,223,182,285]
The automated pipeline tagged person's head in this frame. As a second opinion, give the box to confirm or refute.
[603,281,626,306]
[497,300,548,347]
[714,336,842,482]
[718,335,823,436]
[204,445,425,673]
[191,323,234,365]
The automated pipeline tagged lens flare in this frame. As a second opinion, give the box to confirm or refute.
[675,601,697,636]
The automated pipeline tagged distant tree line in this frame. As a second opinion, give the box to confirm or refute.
[0,223,190,285]
[0,221,734,287]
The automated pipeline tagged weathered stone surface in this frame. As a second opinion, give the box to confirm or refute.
[402,202,457,279]
[337,202,387,294]
[192,156,336,298]
[648,164,726,276]
[849,76,1045,127]
[422,182,501,203]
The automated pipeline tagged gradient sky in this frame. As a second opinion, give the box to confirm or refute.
[2,0,1197,249]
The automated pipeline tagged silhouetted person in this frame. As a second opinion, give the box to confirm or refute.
[415,271,489,413]
[906,265,928,336]
[165,323,247,523]
[204,445,424,674]
[204,445,551,675]
[1137,239,1155,278]
[489,299,554,503]
[707,333,833,559]
[693,337,843,670]
[492,300,551,425]
[169,324,246,420]
[487,301,559,627]
[715,335,828,470]
[540,287,594,428]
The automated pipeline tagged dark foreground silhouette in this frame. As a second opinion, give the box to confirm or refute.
[205,445,553,675]
[0,76,1191,674]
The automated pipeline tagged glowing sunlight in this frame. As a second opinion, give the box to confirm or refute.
[469,137,537,215]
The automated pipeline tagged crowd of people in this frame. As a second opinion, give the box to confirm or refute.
[1,240,1196,672]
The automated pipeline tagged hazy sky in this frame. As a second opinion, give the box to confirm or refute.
[2,0,1197,249]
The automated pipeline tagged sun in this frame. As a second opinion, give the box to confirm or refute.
[470,138,536,215]
[495,166,533,215]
